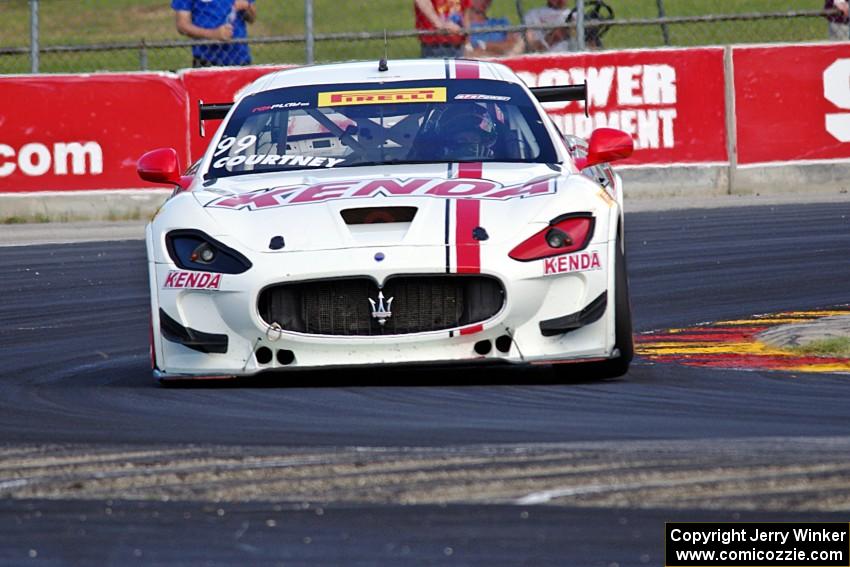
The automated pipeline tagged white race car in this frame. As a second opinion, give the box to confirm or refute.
[138,58,635,381]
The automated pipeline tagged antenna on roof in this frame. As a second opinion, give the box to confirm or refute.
[378,29,389,72]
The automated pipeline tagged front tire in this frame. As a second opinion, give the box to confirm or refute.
[582,235,633,379]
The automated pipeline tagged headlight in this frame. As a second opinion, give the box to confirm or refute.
[508,213,595,261]
[191,242,216,264]
[165,230,252,274]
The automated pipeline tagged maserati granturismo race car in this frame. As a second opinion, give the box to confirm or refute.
[138,58,635,381]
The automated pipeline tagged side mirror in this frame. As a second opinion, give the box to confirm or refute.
[575,128,634,169]
[138,148,181,186]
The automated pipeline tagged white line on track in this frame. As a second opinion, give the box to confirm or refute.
[0,479,28,491]
[514,465,850,505]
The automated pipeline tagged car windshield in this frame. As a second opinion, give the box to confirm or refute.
[206,79,558,179]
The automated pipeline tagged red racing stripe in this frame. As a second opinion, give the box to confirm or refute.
[458,162,483,179]
[454,161,482,275]
[455,60,480,80]
[460,323,484,336]
[454,158,483,335]
[455,199,480,274]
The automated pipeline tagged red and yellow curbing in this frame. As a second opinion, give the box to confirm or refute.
[636,309,850,374]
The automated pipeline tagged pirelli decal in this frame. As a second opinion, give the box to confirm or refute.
[318,87,447,107]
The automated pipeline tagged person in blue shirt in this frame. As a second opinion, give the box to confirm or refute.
[465,0,523,57]
[172,0,257,67]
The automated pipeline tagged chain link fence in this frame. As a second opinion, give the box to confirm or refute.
[0,0,840,74]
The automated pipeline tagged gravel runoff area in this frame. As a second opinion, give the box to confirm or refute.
[758,316,850,350]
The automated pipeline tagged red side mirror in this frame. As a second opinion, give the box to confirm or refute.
[138,148,181,186]
[576,128,634,169]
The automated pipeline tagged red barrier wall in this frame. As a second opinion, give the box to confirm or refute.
[0,73,189,192]
[733,43,850,165]
[503,48,728,165]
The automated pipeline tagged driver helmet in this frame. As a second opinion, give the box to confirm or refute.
[434,103,498,159]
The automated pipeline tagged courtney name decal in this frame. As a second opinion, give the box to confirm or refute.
[212,154,345,170]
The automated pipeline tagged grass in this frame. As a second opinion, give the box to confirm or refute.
[105,209,144,222]
[790,337,850,358]
[2,213,50,224]
[0,209,144,224]
[0,0,829,74]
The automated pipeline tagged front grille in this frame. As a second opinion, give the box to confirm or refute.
[258,275,505,336]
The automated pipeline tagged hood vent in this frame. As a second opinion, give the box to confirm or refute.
[341,207,417,225]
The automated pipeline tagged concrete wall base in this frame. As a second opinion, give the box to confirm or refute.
[619,165,729,199]
[621,162,850,202]
[732,163,850,196]
[0,190,170,224]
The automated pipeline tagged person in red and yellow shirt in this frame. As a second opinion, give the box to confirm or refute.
[414,0,471,58]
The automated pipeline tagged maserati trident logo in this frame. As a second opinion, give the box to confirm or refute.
[368,291,393,325]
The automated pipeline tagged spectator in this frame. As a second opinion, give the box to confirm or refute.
[414,0,471,58]
[523,0,575,53]
[826,0,849,40]
[172,0,257,67]
[465,0,523,57]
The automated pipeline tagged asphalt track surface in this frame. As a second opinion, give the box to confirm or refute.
[1,202,849,565]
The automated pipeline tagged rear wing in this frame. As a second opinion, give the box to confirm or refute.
[530,82,589,116]
[197,83,588,135]
[529,83,586,104]
[198,100,233,136]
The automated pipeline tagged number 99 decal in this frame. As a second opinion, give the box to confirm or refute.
[214,135,258,157]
